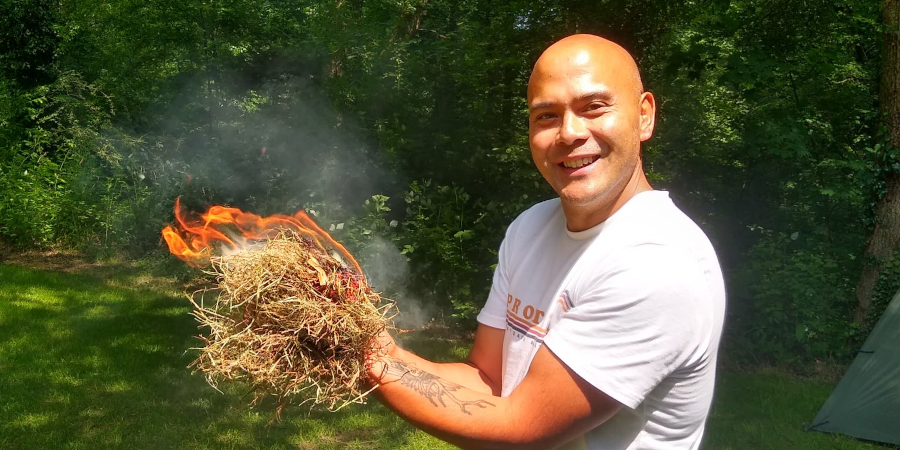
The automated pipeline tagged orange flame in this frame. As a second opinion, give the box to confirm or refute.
[161,197,362,274]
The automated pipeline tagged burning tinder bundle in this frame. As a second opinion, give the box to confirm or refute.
[162,199,392,411]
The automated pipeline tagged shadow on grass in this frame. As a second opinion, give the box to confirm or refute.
[0,264,454,450]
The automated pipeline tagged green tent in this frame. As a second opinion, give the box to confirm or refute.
[809,290,900,445]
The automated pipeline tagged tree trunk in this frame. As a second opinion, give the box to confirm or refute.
[856,0,900,323]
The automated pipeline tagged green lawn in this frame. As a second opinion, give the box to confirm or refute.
[705,371,891,450]
[0,261,892,449]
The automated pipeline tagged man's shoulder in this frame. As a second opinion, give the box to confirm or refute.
[608,191,690,229]
[585,192,725,306]
[604,191,715,254]
[506,198,564,237]
[516,197,562,222]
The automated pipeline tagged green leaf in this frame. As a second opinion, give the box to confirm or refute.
[794,324,806,342]
[453,229,474,240]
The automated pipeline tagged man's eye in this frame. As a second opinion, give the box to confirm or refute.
[585,103,608,112]
[536,112,558,121]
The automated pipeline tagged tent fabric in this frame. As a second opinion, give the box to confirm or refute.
[809,289,900,445]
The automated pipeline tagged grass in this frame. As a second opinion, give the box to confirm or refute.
[0,261,457,450]
[704,371,892,449]
[0,257,894,450]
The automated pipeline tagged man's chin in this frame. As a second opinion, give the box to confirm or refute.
[558,193,608,209]
[557,184,627,211]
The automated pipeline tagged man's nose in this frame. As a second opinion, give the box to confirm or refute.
[558,111,590,145]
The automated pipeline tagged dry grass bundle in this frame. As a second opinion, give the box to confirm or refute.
[188,232,392,412]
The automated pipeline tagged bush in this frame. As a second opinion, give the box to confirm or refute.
[729,231,860,364]
[338,181,514,322]
[0,72,115,247]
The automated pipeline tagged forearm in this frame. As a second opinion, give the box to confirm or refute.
[367,339,607,450]
[370,356,531,450]
[384,344,500,395]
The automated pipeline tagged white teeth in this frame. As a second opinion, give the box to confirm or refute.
[563,157,595,168]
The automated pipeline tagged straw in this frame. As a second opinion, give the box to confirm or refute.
[188,231,392,413]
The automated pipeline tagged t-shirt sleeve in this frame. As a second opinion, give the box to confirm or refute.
[476,230,512,329]
[542,243,708,409]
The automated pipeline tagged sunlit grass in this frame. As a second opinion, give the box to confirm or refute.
[704,370,895,449]
[0,263,455,450]
[0,262,893,449]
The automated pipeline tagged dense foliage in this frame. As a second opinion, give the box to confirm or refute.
[0,0,888,364]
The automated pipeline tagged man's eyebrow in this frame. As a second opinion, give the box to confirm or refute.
[528,90,614,111]
[529,101,555,110]
[576,89,614,102]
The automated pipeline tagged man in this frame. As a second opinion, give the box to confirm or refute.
[366,34,726,450]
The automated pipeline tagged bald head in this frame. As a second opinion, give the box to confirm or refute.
[525,34,657,230]
[528,34,644,102]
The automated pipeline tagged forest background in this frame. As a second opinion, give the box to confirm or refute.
[0,0,896,367]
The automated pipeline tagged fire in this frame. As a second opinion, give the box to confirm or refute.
[161,197,362,274]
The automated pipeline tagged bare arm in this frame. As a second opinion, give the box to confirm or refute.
[368,337,622,450]
[378,324,504,396]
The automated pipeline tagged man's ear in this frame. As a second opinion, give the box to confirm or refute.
[639,92,656,142]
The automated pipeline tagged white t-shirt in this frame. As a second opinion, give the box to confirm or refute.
[476,191,726,450]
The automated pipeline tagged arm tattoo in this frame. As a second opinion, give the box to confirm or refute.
[383,359,495,415]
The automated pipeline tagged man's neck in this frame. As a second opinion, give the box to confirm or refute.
[563,170,652,232]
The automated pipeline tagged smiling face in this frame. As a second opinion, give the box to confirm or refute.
[528,35,656,231]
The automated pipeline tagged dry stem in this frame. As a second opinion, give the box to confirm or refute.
[188,232,392,412]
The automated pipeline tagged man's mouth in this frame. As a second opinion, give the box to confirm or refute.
[561,156,598,169]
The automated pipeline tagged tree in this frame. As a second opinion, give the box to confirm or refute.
[857,0,900,323]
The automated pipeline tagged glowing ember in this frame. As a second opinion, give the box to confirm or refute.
[161,197,362,274]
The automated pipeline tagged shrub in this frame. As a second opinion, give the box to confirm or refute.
[729,231,859,364]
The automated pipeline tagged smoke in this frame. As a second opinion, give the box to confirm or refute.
[358,236,437,329]
[359,237,408,292]
[141,73,392,215]
[122,66,437,327]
